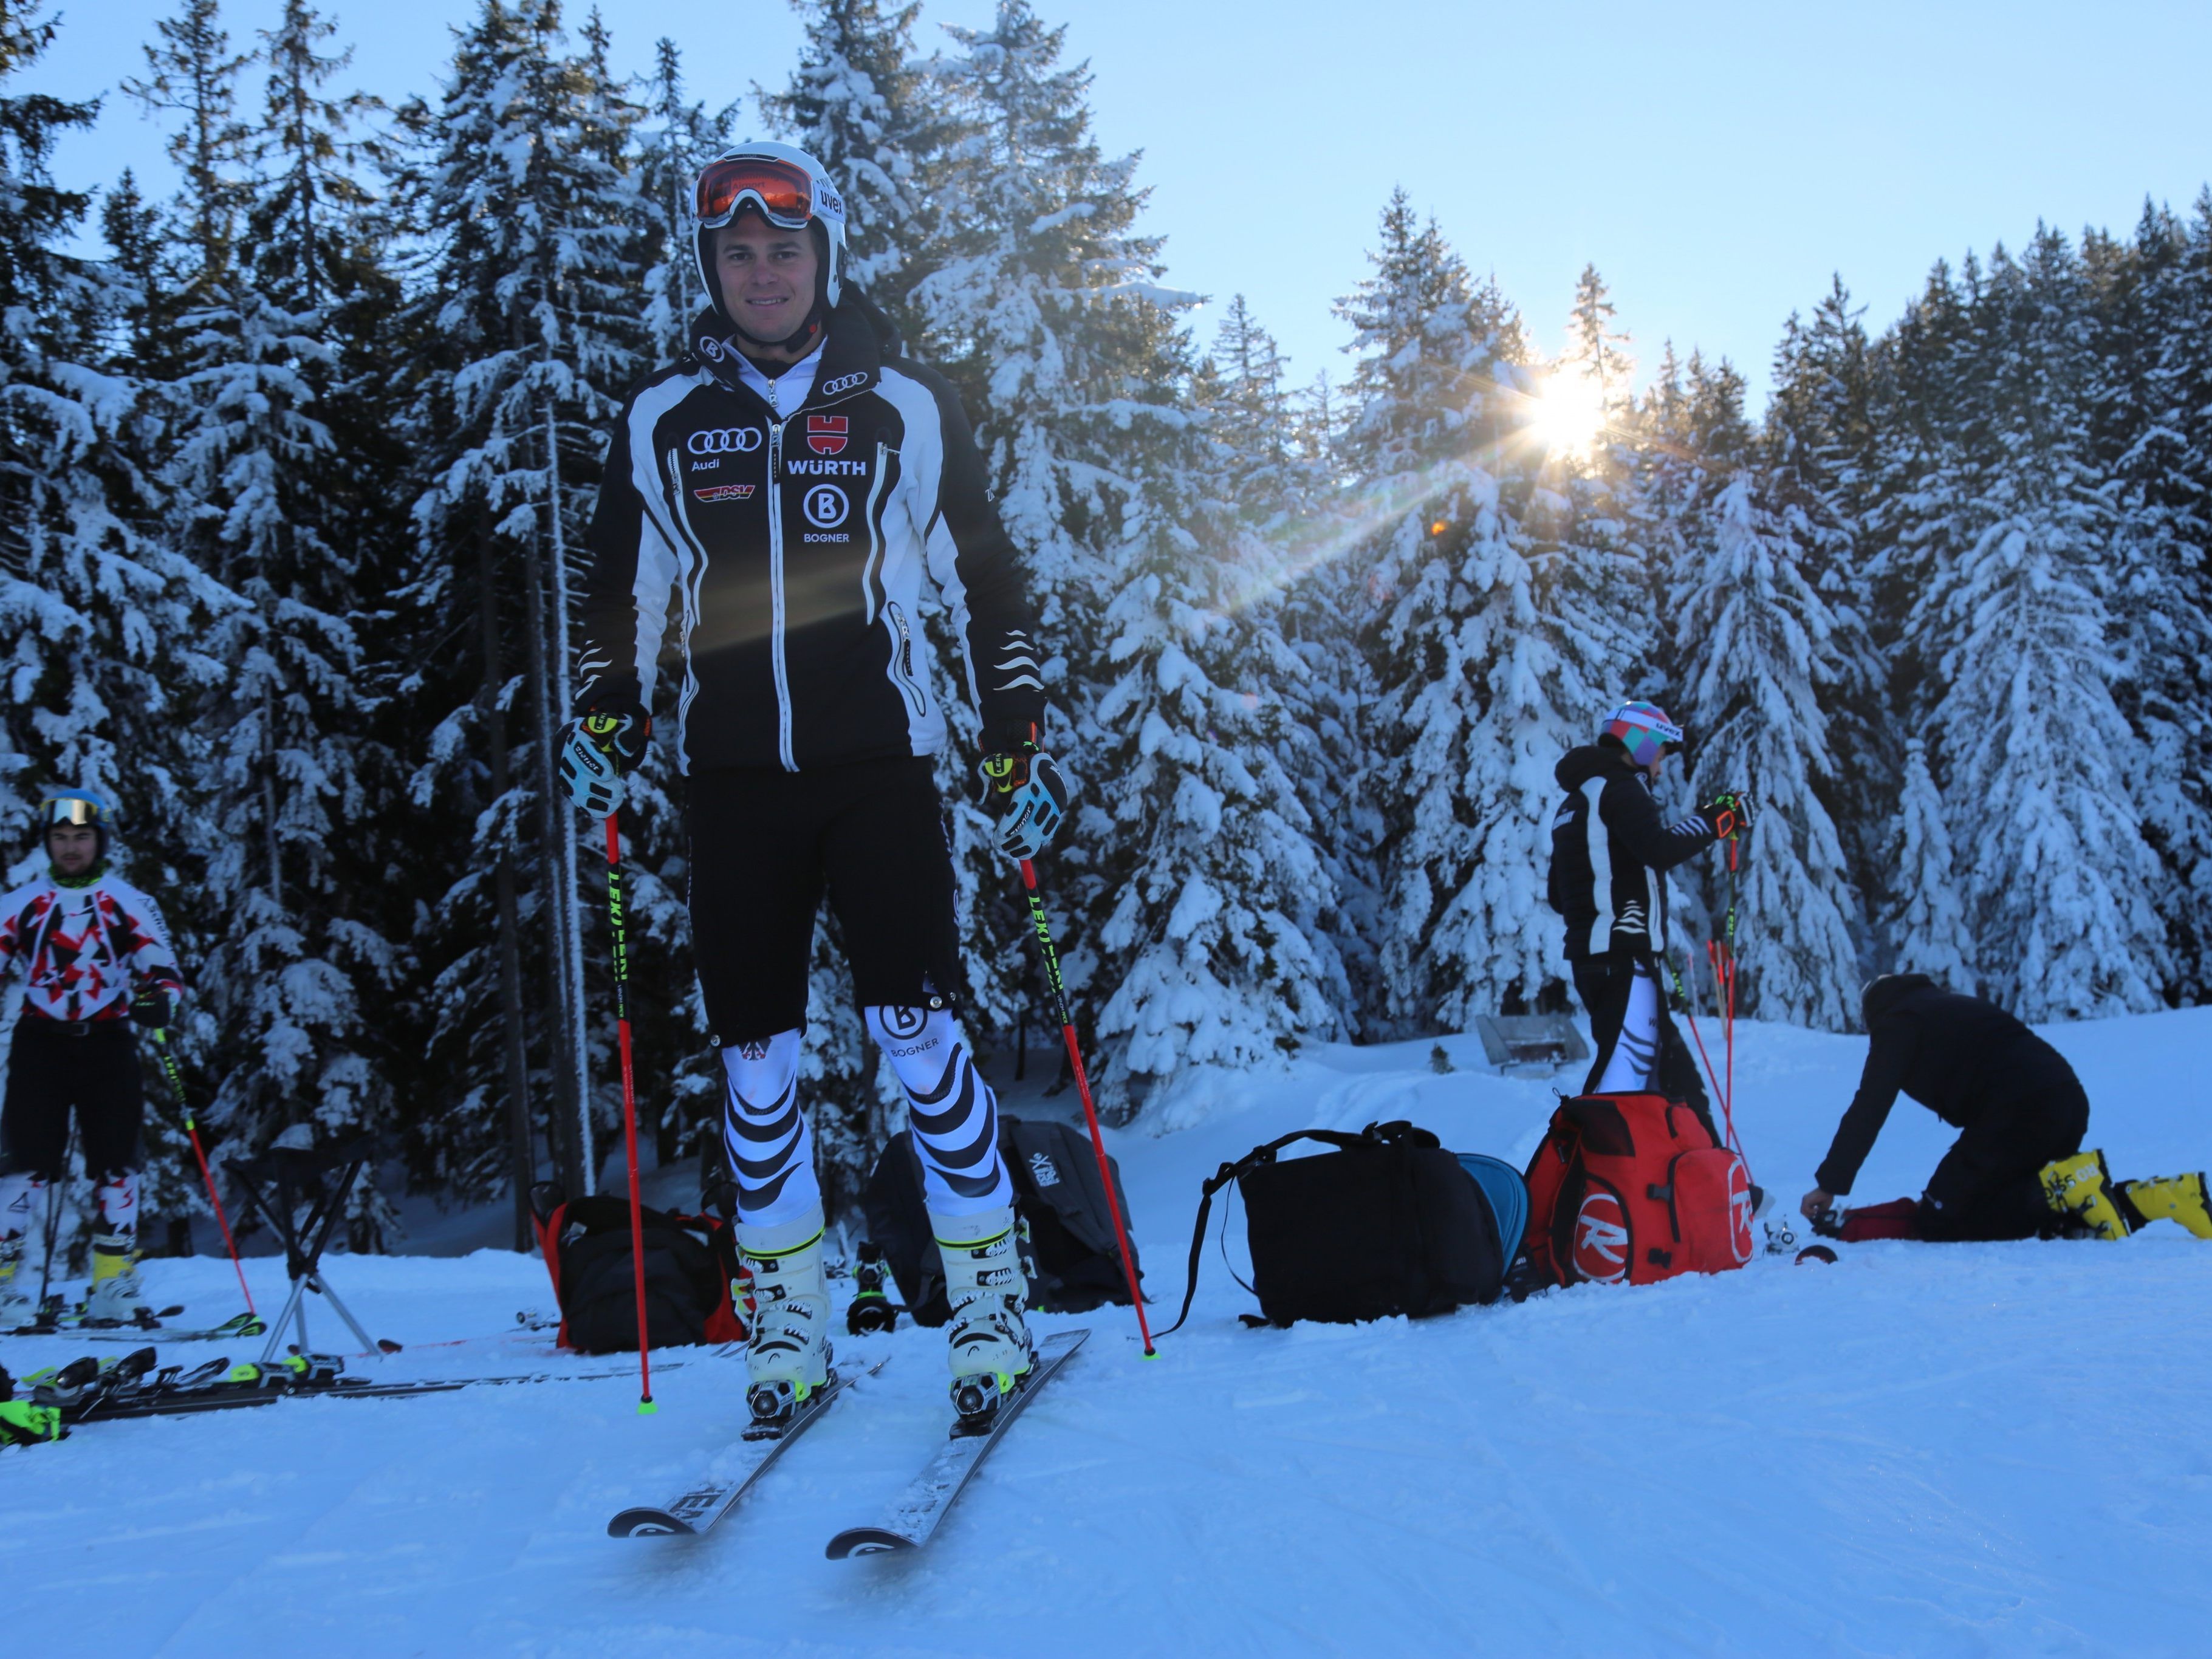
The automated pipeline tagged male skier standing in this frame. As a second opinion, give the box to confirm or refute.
[0,790,185,1327]
[561,143,1068,1429]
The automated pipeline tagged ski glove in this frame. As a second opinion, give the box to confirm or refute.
[1697,790,1755,843]
[978,735,1073,863]
[560,697,651,818]
[129,986,177,1031]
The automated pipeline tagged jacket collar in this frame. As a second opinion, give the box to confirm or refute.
[691,301,882,414]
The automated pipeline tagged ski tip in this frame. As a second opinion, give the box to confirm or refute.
[608,1508,694,1538]
[826,1527,914,1560]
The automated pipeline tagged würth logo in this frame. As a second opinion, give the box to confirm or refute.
[807,414,849,456]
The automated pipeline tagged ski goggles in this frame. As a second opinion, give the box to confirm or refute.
[39,793,113,827]
[694,156,820,231]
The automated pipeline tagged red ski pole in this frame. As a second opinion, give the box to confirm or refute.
[602,813,656,1414]
[1018,858,1155,1356]
[151,1028,255,1316]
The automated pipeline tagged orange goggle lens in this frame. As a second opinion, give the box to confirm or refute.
[694,157,815,230]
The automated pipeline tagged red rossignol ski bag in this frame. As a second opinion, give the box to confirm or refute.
[530,1191,750,1353]
[1522,1092,1755,1288]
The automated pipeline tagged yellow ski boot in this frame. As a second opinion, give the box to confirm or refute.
[2039,1151,2132,1241]
[2117,1172,2212,1239]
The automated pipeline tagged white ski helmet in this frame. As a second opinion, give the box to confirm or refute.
[690,141,849,326]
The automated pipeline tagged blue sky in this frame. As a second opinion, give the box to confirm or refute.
[38,0,2212,409]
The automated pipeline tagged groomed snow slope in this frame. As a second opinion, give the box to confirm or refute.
[7,1008,2212,1657]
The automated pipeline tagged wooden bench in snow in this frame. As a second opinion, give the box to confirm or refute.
[1470,1014,1589,1078]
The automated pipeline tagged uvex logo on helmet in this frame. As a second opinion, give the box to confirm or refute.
[807,415,849,456]
[690,427,762,455]
[1572,1188,1629,1283]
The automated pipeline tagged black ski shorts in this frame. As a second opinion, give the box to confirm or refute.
[688,756,961,1043]
[1571,951,1721,1146]
[0,1018,145,1179]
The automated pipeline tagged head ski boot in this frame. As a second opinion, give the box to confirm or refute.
[933,1204,1034,1430]
[737,1205,831,1433]
[83,1172,149,1325]
[2116,1172,2212,1239]
[2039,1151,2134,1241]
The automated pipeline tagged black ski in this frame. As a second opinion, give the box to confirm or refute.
[69,1312,267,1344]
[608,1357,888,1538]
[4,1303,188,1338]
[825,1327,1088,1559]
[58,1356,705,1424]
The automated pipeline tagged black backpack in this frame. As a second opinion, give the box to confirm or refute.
[531,1191,748,1354]
[1161,1120,1510,1332]
[861,1115,1143,1326]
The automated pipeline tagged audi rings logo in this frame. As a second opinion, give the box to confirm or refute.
[688,426,762,455]
[820,371,868,397]
[803,485,847,528]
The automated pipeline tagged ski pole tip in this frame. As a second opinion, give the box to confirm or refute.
[1140,1347,1159,1360]
[637,1397,657,1416]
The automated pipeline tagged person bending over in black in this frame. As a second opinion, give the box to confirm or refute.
[1800,974,2210,1242]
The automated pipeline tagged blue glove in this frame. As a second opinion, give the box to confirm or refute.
[560,697,651,816]
[978,737,1072,862]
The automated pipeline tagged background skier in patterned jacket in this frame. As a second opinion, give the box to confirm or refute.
[0,790,185,1327]
[561,142,1069,1430]
[1547,702,1750,1143]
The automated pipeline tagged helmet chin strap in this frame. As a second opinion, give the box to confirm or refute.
[728,305,826,357]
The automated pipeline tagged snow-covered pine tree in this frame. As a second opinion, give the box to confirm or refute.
[636,38,733,361]
[1904,228,2165,1017]
[394,0,648,1217]
[1889,737,1973,983]
[758,0,948,349]
[895,0,1195,1120]
[1660,361,1863,1029]
[148,0,399,1239]
[1081,298,1352,1116]
[1764,278,1891,960]
[2091,202,2212,1000]
[0,5,228,1247]
[1338,191,1596,1035]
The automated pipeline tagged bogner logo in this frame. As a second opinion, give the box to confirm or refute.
[693,484,756,502]
[1572,1188,1629,1283]
[821,370,867,397]
[803,485,847,528]
[689,426,761,455]
[807,414,849,456]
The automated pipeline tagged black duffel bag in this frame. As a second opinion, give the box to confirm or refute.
[1160,1120,1507,1332]
[531,1191,747,1354]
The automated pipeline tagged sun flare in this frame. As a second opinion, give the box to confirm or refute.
[1532,370,1608,454]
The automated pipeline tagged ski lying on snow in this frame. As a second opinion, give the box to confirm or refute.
[4,1304,188,1338]
[69,1312,266,1344]
[69,1359,700,1423]
[609,1356,888,1538]
[826,1327,1088,1560]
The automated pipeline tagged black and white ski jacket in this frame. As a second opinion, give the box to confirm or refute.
[1546,745,1717,960]
[577,301,1046,773]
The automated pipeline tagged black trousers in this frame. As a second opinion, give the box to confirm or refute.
[0,1019,144,1179]
[688,756,962,1044]
[1571,952,1722,1146]
[1917,1084,2089,1242]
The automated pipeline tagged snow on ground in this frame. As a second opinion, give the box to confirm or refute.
[7,1008,2212,1656]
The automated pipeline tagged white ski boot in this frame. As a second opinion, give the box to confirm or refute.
[933,1204,1034,1426]
[738,1205,831,1431]
[83,1257,149,1325]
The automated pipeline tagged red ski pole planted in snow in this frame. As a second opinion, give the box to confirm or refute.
[603,815,656,1414]
[152,1028,255,1316]
[1018,858,1155,1358]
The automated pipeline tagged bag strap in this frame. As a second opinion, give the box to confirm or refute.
[1155,1121,1431,1338]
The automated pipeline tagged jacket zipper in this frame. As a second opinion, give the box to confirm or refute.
[767,414,796,771]
[884,600,927,716]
